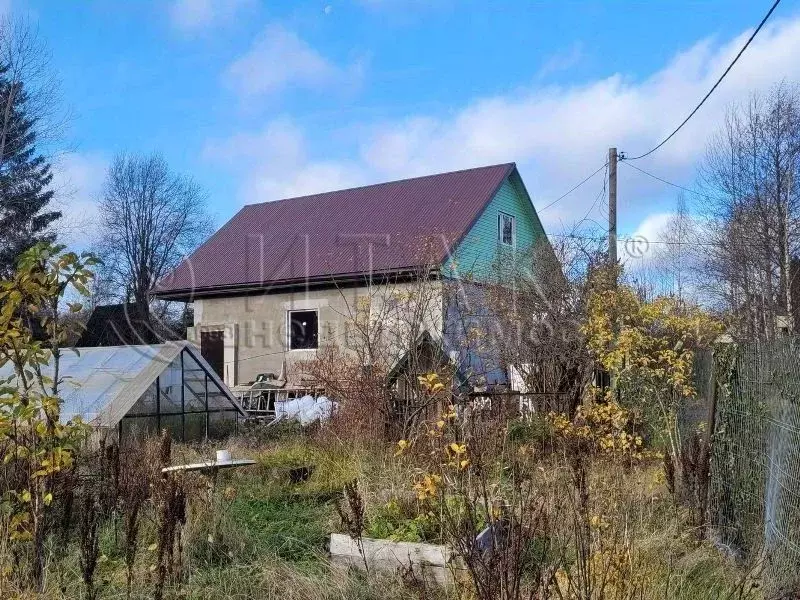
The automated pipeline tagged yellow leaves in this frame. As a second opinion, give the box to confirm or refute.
[395,439,409,456]
[588,514,609,529]
[413,473,441,500]
[584,277,722,406]
[448,442,466,455]
[8,507,35,541]
[443,442,470,470]
[547,401,646,459]
[418,372,446,394]
[43,492,53,506]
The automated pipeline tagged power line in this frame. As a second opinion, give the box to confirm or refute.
[624,0,782,161]
[621,161,721,201]
[547,231,764,250]
[538,161,609,212]
[571,163,608,233]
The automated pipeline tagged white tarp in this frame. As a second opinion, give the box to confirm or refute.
[274,394,336,426]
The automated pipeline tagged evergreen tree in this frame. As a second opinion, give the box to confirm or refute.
[0,63,60,276]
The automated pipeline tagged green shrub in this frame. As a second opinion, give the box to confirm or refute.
[364,498,440,543]
[506,415,554,447]
[258,442,316,471]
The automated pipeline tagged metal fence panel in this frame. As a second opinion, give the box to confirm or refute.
[692,339,800,596]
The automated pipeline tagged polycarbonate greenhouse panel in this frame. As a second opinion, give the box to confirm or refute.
[0,342,245,428]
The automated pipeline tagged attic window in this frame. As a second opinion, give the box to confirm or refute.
[288,310,319,350]
[498,212,515,246]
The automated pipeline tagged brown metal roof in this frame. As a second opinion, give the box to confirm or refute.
[155,163,515,298]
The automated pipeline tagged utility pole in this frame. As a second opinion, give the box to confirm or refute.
[608,147,619,397]
[608,147,618,269]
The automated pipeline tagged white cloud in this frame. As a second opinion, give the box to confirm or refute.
[51,152,107,249]
[620,212,674,264]
[537,42,583,79]
[248,161,365,200]
[203,117,366,202]
[225,24,364,99]
[355,15,800,231]
[168,0,253,34]
[208,14,800,241]
[203,116,306,170]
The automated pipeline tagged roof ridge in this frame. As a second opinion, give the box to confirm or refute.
[244,162,516,208]
[71,341,188,350]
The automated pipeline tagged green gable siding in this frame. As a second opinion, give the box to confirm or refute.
[443,171,545,280]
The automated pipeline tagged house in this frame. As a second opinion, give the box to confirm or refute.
[0,342,247,441]
[153,163,554,390]
[77,303,187,347]
[77,303,157,346]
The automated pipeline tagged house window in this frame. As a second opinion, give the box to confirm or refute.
[288,310,319,350]
[498,212,515,246]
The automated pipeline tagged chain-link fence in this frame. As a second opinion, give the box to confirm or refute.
[689,339,800,597]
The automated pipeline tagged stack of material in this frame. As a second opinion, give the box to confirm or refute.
[274,395,336,426]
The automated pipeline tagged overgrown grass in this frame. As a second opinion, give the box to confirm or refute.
[9,427,763,600]
[227,496,331,562]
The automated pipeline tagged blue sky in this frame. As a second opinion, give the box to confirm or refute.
[14,0,800,258]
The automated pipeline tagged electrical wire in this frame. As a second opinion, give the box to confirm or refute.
[570,163,608,234]
[538,161,609,212]
[547,231,764,249]
[624,0,782,161]
[621,161,721,201]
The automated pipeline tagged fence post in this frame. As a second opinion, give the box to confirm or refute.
[701,350,718,538]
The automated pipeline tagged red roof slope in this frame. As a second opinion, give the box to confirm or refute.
[155,163,515,298]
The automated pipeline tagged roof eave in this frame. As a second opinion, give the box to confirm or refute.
[152,265,443,301]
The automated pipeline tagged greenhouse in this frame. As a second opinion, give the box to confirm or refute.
[0,342,246,441]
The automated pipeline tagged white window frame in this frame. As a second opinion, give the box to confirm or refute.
[287,308,320,351]
[498,212,516,247]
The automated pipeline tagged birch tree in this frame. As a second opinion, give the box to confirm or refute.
[699,83,800,339]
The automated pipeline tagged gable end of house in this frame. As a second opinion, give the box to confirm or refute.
[442,167,549,280]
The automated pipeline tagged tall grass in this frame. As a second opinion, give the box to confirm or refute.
[0,428,763,600]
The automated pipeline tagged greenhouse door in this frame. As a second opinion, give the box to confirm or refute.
[200,330,224,378]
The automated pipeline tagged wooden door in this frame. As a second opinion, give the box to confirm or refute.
[200,330,225,379]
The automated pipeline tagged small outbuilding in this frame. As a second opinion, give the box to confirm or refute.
[0,341,246,441]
